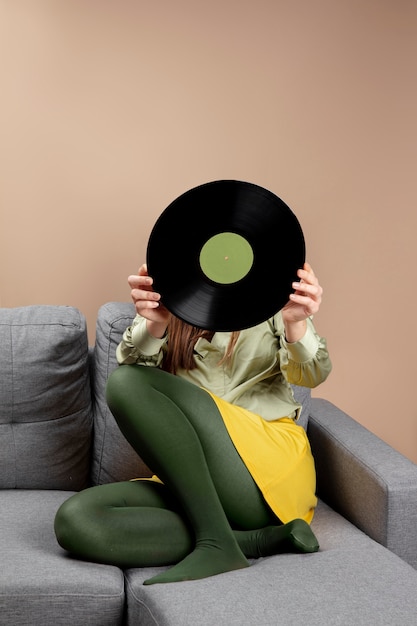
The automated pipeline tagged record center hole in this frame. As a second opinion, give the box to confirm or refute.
[199,232,254,285]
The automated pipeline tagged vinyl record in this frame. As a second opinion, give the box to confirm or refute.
[146,180,305,331]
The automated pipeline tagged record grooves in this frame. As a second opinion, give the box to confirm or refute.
[146,180,305,331]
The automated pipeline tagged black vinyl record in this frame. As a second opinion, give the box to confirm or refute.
[146,180,305,331]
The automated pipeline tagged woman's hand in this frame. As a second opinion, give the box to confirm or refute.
[128,264,171,338]
[281,262,323,342]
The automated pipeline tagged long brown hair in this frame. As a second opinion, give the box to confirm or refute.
[162,316,240,374]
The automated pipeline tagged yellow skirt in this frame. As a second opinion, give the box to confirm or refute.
[206,391,317,524]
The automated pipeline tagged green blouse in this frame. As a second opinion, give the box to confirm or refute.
[116,313,332,422]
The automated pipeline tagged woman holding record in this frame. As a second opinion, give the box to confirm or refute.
[55,259,331,585]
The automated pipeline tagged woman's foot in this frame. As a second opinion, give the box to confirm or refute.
[235,518,319,558]
[144,541,249,585]
[286,519,320,553]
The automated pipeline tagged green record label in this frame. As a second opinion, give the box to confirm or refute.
[199,232,254,284]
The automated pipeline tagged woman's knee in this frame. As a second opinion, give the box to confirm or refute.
[54,493,88,552]
[106,365,166,409]
[106,364,137,405]
[54,485,118,554]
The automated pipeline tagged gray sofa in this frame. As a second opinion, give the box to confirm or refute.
[1,302,417,626]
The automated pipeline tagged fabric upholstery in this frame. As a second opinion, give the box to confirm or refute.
[0,306,92,490]
[291,383,310,430]
[91,302,153,485]
[309,398,417,570]
[124,501,417,626]
[0,490,125,626]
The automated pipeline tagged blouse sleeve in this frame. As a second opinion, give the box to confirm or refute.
[116,314,167,366]
[277,316,332,388]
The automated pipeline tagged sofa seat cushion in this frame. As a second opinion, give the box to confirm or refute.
[124,501,417,626]
[0,490,125,626]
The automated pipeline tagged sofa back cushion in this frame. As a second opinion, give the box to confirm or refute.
[0,306,92,490]
[91,302,152,485]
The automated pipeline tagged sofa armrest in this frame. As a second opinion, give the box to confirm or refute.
[308,398,417,569]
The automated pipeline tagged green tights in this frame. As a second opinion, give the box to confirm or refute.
[54,366,319,584]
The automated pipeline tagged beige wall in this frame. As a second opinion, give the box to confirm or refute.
[1,1,416,462]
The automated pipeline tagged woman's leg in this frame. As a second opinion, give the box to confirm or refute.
[54,480,193,567]
[106,365,249,584]
[108,366,275,529]
[54,479,317,569]
[106,365,318,584]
